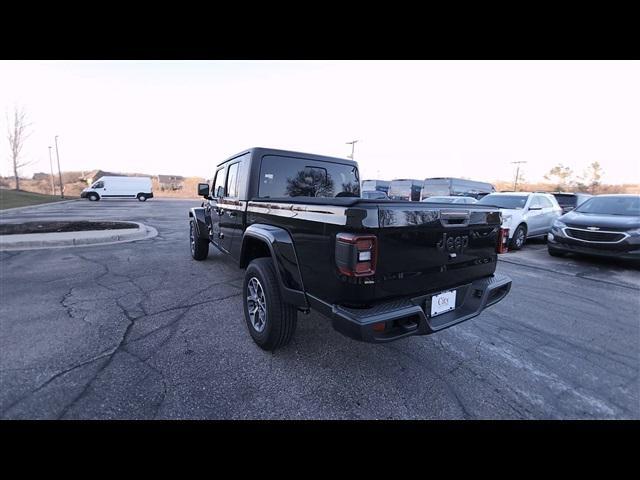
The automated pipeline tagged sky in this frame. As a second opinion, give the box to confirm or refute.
[1,60,639,185]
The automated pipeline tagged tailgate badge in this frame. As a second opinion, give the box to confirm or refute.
[437,233,469,254]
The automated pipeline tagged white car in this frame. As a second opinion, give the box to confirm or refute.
[477,192,563,250]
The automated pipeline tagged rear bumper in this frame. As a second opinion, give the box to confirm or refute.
[319,274,512,343]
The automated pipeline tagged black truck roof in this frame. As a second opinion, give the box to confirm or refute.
[217,147,358,168]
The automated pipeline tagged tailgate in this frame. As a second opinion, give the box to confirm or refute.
[374,203,502,299]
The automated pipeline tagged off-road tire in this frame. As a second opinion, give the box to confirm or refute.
[189,219,209,260]
[243,257,297,351]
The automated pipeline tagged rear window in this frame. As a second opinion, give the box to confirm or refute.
[553,194,577,207]
[258,155,360,199]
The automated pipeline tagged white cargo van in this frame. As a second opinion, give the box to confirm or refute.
[81,176,154,202]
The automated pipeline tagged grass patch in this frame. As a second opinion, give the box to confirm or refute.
[0,189,73,210]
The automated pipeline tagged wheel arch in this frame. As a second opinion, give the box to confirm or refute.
[516,222,528,236]
[240,224,307,309]
[189,207,210,241]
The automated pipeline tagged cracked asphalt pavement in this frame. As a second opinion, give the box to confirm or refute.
[1,199,638,419]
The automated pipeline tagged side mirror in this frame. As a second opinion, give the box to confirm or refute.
[197,183,210,197]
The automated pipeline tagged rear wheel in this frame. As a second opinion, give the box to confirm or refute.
[243,257,297,351]
[510,224,527,250]
[189,219,209,260]
[137,193,147,202]
[88,193,100,201]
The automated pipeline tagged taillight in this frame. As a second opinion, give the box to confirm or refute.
[335,233,377,277]
[496,227,509,254]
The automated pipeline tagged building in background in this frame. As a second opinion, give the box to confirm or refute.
[157,175,185,191]
[81,170,123,185]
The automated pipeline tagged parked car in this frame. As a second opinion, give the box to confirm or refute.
[80,176,153,202]
[550,192,593,214]
[189,147,511,350]
[421,178,495,200]
[477,192,562,250]
[361,179,390,195]
[421,195,477,204]
[361,190,389,200]
[388,179,423,201]
[548,194,640,261]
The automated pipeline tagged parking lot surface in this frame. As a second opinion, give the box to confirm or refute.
[1,199,638,419]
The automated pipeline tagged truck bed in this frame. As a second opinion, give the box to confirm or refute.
[246,197,503,306]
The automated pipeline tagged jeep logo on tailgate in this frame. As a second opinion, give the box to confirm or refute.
[437,233,469,253]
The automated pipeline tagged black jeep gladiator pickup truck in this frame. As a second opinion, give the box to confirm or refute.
[189,148,512,350]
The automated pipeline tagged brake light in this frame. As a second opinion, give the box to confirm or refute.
[335,233,377,277]
[497,227,509,254]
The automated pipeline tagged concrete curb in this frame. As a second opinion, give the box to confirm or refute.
[0,199,80,214]
[0,221,158,251]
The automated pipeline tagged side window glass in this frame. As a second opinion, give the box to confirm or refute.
[213,167,226,198]
[226,163,239,198]
[541,196,553,208]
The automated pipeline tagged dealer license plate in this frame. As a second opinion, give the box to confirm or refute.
[430,290,457,317]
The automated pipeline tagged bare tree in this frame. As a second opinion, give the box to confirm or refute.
[544,163,574,191]
[6,106,34,190]
[579,161,604,194]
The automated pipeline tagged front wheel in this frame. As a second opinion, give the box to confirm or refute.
[88,193,100,201]
[510,225,527,250]
[189,219,209,260]
[243,258,297,351]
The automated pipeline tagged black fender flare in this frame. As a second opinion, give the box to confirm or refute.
[240,224,308,309]
[188,207,210,241]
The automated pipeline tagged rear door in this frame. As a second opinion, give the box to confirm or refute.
[218,161,241,254]
[208,165,227,248]
[539,195,560,231]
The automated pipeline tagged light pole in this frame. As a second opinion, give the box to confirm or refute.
[54,135,64,198]
[346,140,358,160]
[48,146,56,196]
[511,161,527,192]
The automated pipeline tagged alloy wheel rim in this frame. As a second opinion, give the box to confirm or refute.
[189,222,195,254]
[246,277,267,332]
[516,230,525,247]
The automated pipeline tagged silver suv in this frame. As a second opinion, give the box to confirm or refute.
[477,192,563,250]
